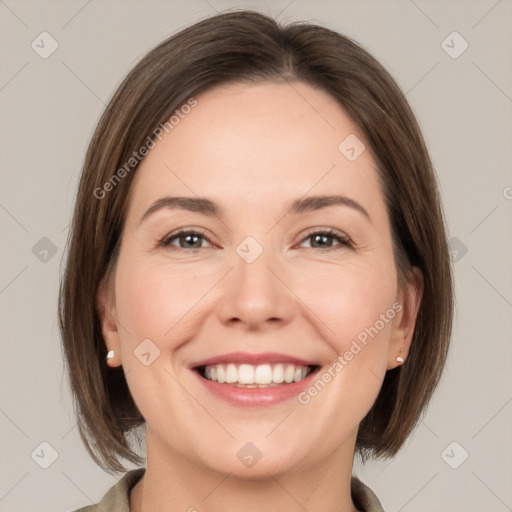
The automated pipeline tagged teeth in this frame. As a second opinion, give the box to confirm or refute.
[284,364,295,383]
[238,364,254,384]
[226,363,237,383]
[273,364,285,383]
[201,363,312,385]
[255,364,272,384]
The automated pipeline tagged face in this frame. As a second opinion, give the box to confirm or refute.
[99,80,420,478]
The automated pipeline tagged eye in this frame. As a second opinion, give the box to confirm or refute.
[159,230,213,250]
[298,229,352,250]
[159,228,352,252]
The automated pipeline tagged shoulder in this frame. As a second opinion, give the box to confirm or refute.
[351,475,386,512]
[70,468,145,512]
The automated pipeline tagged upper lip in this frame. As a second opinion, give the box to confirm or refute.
[188,351,318,369]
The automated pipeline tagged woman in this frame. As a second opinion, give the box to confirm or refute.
[59,10,453,512]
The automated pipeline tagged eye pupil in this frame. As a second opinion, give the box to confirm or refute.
[182,234,202,248]
[312,234,332,248]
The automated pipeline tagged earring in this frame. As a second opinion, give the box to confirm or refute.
[396,355,405,364]
[106,349,115,363]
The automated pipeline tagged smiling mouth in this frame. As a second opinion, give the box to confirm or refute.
[195,363,320,388]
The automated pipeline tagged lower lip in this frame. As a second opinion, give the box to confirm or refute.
[192,368,319,407]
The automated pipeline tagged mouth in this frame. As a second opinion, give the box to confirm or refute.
[188,352,322,406]
[194,362,320,388]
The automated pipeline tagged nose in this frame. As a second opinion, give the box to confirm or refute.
[216,245,296,331]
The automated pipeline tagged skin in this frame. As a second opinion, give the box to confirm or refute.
[98,80,423,512]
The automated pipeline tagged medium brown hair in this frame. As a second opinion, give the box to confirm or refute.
[59,10,453,473]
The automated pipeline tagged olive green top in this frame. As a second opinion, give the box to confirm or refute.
[72,468,385,512]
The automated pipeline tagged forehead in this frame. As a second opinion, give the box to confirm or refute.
[126,80,383,222]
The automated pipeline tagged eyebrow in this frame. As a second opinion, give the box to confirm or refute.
[138,194,371,226]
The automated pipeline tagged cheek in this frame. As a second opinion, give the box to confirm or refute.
[112,256,216,420]
[292,258,398,409]
[115,255,221,344]
[290,260,399,452]
[292,257,398,348]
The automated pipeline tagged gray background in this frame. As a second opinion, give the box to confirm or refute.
[1,0,511,511]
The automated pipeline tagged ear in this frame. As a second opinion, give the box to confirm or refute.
[387,267,424,370]
[96,277,122,367]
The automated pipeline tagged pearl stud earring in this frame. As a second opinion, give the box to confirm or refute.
[106,349,115,363]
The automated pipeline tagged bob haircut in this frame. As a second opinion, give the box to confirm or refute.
[59,10,453,474]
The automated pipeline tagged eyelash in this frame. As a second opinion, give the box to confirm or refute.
[158,228,353,252]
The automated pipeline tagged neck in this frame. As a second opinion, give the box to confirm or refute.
[130,428,360,512]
